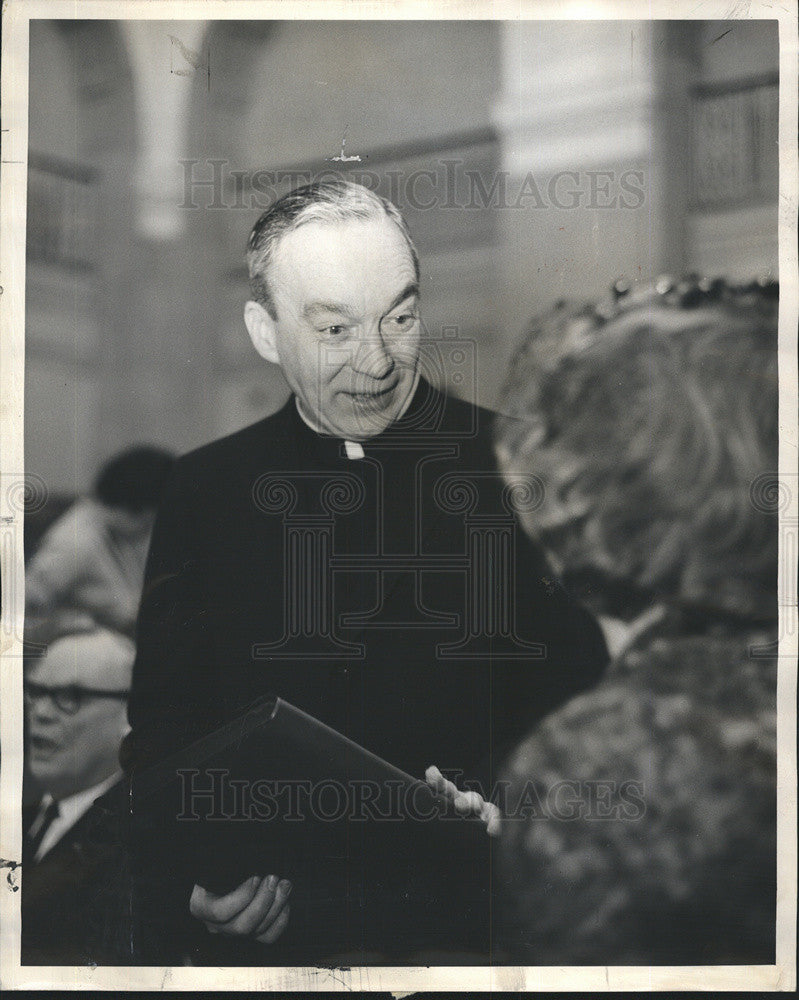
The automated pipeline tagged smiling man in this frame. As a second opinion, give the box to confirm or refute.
[125,181,608,966]
[243,189,422,442]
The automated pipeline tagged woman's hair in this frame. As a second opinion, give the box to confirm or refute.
[495,278,779,620]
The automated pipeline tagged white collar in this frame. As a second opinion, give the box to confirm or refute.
[34,771,121,861]
[598,603,668,660]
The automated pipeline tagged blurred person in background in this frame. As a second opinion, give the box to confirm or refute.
[22,628,136,965]
[493,277,778,964]
[25,446,175,641]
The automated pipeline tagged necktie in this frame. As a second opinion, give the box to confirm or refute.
[25,798,60,863]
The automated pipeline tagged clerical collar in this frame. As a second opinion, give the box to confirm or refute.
[294,399,364,460]
[294,369,421,460]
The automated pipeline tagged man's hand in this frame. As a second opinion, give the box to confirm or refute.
[425,765,501,836]
[189,875,292,944]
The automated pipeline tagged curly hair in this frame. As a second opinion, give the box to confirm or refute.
[495,287,778,620]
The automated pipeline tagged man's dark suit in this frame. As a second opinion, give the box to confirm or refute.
[21,790,128,965]
[126,379,608,964]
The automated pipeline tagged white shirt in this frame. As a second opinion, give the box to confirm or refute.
[33,771,122,862]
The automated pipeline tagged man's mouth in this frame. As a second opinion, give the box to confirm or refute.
[30,735,60,759]
[347,379,400,408]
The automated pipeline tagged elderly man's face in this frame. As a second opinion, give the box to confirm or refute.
[25,634,131,800]
[247,215,422,440]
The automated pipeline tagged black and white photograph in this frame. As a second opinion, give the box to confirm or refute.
[1,0,796,991]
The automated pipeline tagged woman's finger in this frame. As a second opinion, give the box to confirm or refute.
[453,790,483,814]
[484,802,502,837]
[425,765,459,800]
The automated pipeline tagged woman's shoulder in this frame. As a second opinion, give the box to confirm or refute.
[609,625,778,718]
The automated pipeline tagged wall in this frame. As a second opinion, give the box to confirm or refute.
[25,20,135,494]
[686,20,779,279]
[24,18,780,495]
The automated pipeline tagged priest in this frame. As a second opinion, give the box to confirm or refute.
[124,179,608,965]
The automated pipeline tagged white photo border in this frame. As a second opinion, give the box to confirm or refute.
[1,0,796,991]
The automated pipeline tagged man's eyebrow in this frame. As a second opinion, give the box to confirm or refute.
[302,284,419,320]
[302,301,358,320]
[386,283,419,313]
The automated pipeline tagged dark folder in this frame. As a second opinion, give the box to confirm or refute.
[122,695,493,960]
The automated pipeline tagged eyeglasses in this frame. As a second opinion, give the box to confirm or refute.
[24,681,128,716]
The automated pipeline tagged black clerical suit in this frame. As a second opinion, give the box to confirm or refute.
[125,379,608,965]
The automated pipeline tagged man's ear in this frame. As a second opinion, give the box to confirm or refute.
[244,300,280,365]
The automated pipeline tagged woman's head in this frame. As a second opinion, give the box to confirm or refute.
[495,278,778,620]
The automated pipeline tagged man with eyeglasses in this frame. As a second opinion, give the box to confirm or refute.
[22,628,135,964]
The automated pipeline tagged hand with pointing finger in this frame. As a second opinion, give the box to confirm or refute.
[189,874,292,945]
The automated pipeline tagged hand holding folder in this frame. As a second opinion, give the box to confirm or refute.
[184,758,499,951]
[189,873,293,945]
[125,694,497,961]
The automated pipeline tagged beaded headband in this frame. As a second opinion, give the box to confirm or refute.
[503,271,779,392]
[592,272,778,323]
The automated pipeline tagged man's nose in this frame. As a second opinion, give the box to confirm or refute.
[351,332,395,381]
[29,697,59,727]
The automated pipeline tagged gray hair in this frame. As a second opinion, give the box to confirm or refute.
[246,180,420,318]
[495,289,779,620]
